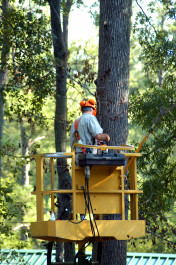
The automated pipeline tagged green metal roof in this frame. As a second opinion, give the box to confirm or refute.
[1,249,176,265]
[127,252,176,265]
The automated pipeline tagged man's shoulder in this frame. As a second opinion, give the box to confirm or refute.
[82,113,98,122]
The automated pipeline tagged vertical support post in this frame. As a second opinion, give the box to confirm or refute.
[72,150,76,220]
[121,166,125,220]
[36,156,44,221]
[47,241,53,265]
[50,158,55,214]
[129,157,138,220]
[78,242,85,254]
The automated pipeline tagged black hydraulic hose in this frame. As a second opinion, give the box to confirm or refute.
[86,178,100,237]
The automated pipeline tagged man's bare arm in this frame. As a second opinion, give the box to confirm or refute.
[95,133,110,142]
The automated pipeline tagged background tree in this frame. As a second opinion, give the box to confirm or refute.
[0,0,10,180]
[94,0,132,264]
[48,0,77,261]
[128,0,176,253]
[0,2,55,248]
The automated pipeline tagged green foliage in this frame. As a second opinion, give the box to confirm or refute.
[0,250,27,265]
[0,2,56,249]
[3,7,55,126]
[128,0,176,253]
[88,1,99,27]
[0,182,22,246]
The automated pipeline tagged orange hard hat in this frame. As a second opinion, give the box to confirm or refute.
[80,99,97,116]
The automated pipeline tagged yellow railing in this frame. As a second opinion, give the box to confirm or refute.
[31,145,142,222]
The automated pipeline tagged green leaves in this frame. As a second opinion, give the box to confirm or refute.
[1,7,55,128]
[128,0,176,252]
[0,185,16,221]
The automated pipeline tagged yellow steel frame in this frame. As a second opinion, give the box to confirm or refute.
[31,145,145,242]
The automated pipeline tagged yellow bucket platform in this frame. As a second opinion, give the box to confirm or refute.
[31,144,145,243]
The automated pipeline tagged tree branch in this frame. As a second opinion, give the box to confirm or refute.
[135,0,158,35]
[0,15,14,29]
[28,135,50,147]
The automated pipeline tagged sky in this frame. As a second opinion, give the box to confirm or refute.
[68,1,98,44]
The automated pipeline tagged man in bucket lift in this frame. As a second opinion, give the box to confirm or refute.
[70,99,110,164]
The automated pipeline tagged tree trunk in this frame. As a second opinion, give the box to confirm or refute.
[49,0,75,261]
[95,0,132,264]
[0,0,10,183]
[20,121,30,186]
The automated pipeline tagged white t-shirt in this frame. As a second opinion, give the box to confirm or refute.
[70,113,103,151]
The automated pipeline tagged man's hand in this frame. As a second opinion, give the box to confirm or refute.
[104,134,110,142]
[95,133,110,142]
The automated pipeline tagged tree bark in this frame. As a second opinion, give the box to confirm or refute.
[95,0,132,264]
[49,0,74,261]
[0,0,10,183]
[20,121,30,186]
